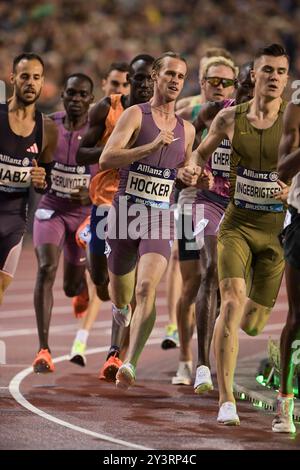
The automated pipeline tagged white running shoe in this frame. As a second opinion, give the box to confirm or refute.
[217,401,240,426]
[112,304,132,327]
[272,396,296,433]
[116,362,136,390]
[194,365,214,394]
[171,361,193,385]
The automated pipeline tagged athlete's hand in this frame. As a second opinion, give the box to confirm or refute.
[70,186,91,206]
[151,130,175,151]
[30,158,46,188]
[274,180,290,203]
[196,169,214,190]
[177,165,201,186]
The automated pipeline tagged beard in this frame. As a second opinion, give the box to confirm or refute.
[16,87,41,105]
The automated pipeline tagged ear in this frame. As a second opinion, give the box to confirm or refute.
[151,69,157,81]
[250,69,256,84]
[61,91,64,99]
[89,93,94,104]
[10,72,15,85]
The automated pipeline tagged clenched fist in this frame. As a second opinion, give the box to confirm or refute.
[30,158,46,189]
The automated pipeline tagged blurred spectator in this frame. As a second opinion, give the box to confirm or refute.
[0,0,298,112]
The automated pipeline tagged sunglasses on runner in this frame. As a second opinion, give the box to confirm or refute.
[204,77,236,88]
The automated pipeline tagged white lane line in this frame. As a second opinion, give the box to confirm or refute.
[0,315,170,338]
[2,297,168,318]
[9,342,161,450]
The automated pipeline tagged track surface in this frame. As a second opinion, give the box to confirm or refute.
[1,242,299,450]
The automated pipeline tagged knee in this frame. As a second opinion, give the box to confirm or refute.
[135,279,155,301]
[243,325,259,336]
[222,297,244,331]
[64,281,83,297]
[38,262,58,283]
[181,274,201,303]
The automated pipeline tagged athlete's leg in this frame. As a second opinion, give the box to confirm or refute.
[214,277,247,405]
[177,258,200,362]
[63,258,87,298]
[0,272,13,305]
[34,244,61,350]
[240,299,272,336]
[279,262,300,394]
[166,241,181,326]
[122,253,168,368]
[196,235,218,367]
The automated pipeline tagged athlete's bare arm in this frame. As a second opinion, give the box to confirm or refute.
[278,102,300,181]
[193,101,225,134]
[31,117,58,189]
[41,117,58,163]
[100,105,175,170]
[76,97,111,165]
[193,106,235,167]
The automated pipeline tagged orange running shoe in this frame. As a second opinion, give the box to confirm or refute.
[72,286,89,318]
[33,349,54,373]
[99,353,122,382]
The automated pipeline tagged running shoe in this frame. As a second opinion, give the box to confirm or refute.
[161,324,179,350]
[171,361,192,385]
[112,303,132,327]
[33,348,54,374]
[99,353,122,382]
[69,339,87,367]
[72,286,89,318]
[194,365,214,394]
[272,396,296,433]
[217,401,240,426]
[115,362,136,390]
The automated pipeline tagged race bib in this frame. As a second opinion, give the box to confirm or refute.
[234,166,283,212]
[0,156,32,193]
[125,162,176,209]
[50,162,91,198]
[211,138,231,178]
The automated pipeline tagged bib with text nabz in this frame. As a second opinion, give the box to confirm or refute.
[0,154,32,193]
[125,162,176,209]
[211,138,231,178]
[234,166,283,212]
[50,162,91,198]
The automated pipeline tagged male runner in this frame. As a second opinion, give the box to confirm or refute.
[272,101,300,433]
[32,73,97,373]
[101,62,130,97]
[100,52,203,390]
[0,52,57,305]
[76,55,155,378]
[172,56,237,386]
[194,44,289,425]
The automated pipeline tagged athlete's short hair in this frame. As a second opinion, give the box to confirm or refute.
[202,47,233,62]
[152,52,187,73]
[64,73,94,92]
[104,62,130,79]
[255,44,290,64]
[13,52,44,73]
[129,54,155,75]
[202,56,238,79]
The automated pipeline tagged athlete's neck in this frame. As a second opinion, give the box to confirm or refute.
[150,97,176,119]
[251,94,282,120]
[8,97,36,119]
[64,113,88,131]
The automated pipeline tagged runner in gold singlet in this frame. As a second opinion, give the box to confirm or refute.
[194,44,290,426]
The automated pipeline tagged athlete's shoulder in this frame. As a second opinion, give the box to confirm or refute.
[183,119,196,139]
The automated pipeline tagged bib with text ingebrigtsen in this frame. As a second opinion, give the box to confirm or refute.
[234,166,283,212]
